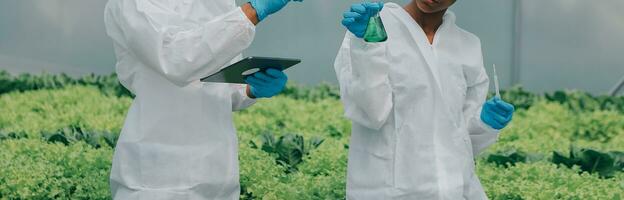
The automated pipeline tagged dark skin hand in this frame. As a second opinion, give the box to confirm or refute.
[242,3,260,25]
[403,0,456,44]
[246,85,256,98]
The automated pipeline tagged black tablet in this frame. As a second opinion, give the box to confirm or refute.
[200,57,301,84]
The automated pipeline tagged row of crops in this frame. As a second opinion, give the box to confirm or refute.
[0,71,623,199]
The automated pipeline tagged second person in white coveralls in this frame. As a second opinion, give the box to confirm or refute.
[335,0,515,199]
[104,0,301,199]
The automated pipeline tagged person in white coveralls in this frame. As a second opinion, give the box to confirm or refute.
[336,0,516,199]
[104,0,301,199]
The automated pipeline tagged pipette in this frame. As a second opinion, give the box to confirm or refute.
[492,64,501,98]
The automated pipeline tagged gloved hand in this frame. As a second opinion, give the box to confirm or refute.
[249,0,303,22]
[480,97,515,130]
[341,2,384,38]
[245,68,288,98]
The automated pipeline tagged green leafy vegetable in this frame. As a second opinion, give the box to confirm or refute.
[41,125,118,149]
[486,149,543,167]
[251,132,324,173]
[552,146,622,178]
[1,73,624,199]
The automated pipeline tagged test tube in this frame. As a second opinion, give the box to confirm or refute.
[493,64,501,98]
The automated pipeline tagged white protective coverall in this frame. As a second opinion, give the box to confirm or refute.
[104,0,256,199]
[334,3,499,200]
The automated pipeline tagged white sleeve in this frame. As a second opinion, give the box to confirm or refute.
[333,33,393,130]
[463,42,499,156]
[106,0,255,86]
[230,84,256,111]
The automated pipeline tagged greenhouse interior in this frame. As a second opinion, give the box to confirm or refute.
[0,0,623,199]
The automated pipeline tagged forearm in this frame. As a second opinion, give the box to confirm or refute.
[464,69,499,155]
[232,84,257,111]
[335,33,393,130]
[467,115,499,155]
[116,2,256,86]
[241,3,259,25]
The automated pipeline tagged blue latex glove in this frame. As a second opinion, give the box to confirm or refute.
[249,0,303,22]
[341,2,384,38]
[480,97,515,130]
[245,68,288,98]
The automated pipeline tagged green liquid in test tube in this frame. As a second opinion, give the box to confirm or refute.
[364,12,387,42]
